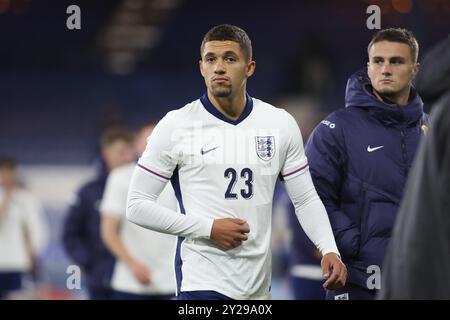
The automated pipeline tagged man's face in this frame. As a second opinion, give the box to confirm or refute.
[199,40,255,98]
[367,40,419,99]
[0,167,17,189]
[102,140,133,171]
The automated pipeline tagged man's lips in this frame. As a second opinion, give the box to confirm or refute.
[213,77,229,83]
[380,79,393,84]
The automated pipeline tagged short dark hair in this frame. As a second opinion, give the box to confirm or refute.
[99,127,133,148]
[368,28,419,62]
[200,24,252,61]
[137,120,157,132]
[0,156,17,169]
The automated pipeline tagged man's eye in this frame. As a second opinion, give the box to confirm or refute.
[206,57,215,62]
[225,57,236,62]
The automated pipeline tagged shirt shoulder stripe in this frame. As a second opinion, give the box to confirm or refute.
[282,163,309,178]
[137,163,170,180]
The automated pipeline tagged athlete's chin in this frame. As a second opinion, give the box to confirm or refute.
[376,87,400,96]
[211,87,232,98]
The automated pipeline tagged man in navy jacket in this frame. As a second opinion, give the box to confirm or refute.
[305,28,428,300]
[62,127,133,299]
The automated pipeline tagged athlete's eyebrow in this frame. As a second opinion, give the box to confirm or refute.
[222,51,239,57]
[389,56,406,62]
[372,55,406,61]
[204,50,239,58]
[204,52,216,58]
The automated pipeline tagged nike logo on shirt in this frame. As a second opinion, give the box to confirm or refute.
[367,145,384,152]
[201,146,219,155]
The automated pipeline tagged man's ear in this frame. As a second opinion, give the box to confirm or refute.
[367,61,372,78]
[199,60,204,77]
[412,62,420,79]
[246,60,256,78]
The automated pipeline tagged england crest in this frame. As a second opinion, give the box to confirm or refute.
[255,136,275,161]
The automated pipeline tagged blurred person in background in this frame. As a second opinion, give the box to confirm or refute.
[380,35,450,299]
[286,201,325,300]
[0,156,48,299]
[305,28,428,300]
[62,127,134,300]
[100,122,177,300]
[272,187,325,300]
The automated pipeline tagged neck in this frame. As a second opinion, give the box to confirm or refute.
[373,87,411,107]
[207,90,246,120]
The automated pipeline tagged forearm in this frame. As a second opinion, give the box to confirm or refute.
[126,167,213,239]
[101,217,136,266]
[283,170,340,256]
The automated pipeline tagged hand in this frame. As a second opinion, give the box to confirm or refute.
[321,252,347,290]
[128,259,151,285]
[210,218,250,251]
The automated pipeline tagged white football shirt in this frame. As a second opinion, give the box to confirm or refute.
[0,188,48,271]
[100,163,177,295]
[134,93,332,299]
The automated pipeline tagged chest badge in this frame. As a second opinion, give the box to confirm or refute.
[255,136,275,161]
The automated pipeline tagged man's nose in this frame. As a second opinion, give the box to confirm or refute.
[381,62,392,76]
[214,59,225,74]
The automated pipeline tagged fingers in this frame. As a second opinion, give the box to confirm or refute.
[323,267,340,289]
[337,264,347,288]
[211,218,251,251]
[322,263,330,279]
[232,218,247,225]
[239,223,250,234]
[231,219,250,232]
[234,233,248,241]
[323,261,347,290]
[219,239,242,251]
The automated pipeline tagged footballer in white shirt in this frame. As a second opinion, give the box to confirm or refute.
[100,123,177,299]
[126,24,347,300]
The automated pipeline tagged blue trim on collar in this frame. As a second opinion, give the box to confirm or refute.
[200,92,253,125]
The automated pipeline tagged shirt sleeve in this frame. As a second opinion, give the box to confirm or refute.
[126,166,214,239]
[137,112,180,181]
[280,111,309,180]
[100,167,127,217]
[282,168,340,257]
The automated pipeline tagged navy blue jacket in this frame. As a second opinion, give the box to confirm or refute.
[305,68,427,289]
[62,164,115,292]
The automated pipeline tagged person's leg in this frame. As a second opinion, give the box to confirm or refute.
[88,287,114,300]
[291,276,326,300]
[0,272,23,299]
[178,291,232,300]
[325,283,377,300]
[113,290,175,300]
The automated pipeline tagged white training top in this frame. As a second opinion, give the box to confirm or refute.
[100,163,177,295]
[0,188,48,272]
[127,93,339,299]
